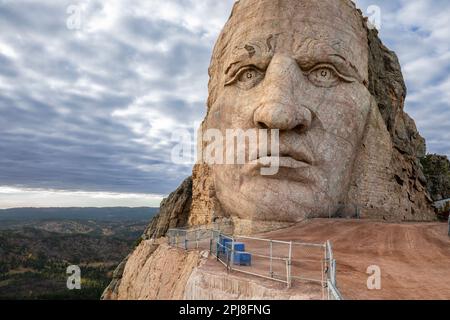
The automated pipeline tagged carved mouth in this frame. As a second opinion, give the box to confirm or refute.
[248,145,315,168]
[243,156,314,183]
[244,144,315,182]
[249,156,311,169]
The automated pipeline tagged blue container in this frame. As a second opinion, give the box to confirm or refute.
[226,242,245,252]
[224,242,251,266]
[218,236,232,254]
[233,252,252,266]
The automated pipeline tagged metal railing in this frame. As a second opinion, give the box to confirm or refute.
[167,228,214,251]
[325,240,344,300]
[217,235,293,287]
[167,228,344,300]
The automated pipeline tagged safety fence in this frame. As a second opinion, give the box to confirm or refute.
[167,228,344,300]
[167,228,214,251]
[325,240,344,300]
[211,233,293,287]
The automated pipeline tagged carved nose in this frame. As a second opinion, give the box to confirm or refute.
[254,102,312,131]
[253,54,312,132]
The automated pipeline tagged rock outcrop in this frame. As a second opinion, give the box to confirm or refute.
[346,27,434,221]
[101,177,193,299]
[421,154,450,201]
[101,254,129,300]
[116,242,201,300]
[142,176,192,240]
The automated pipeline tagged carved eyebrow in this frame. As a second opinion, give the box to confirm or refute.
[328,54,362,81]
[293,38,365,83]
[225,35,277,76]
[296,52,363,83]
[225,55,272,78]
[244,45,256,58]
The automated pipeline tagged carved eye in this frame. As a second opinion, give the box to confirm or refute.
[239,69,259,82]
[307,65,342,88]
[225,66,264,90]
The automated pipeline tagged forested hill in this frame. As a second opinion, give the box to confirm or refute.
[0,207,158,221]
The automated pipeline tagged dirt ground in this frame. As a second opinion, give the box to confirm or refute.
[252,219,450,300]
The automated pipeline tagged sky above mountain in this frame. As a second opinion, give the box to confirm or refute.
[0,0,449,208]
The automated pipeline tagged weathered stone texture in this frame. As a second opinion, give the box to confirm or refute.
[102,178,193,299]
[142,176,192,240]
[108,242,201,300]
[367,28,426,159]
[421,154,450,201]
[101,253,131,300]
[347,97,433,221]
[184,262,319,300]
[188,164,216,226]
[356,27,434,220]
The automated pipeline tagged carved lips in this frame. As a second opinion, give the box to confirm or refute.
[244,139,315,182]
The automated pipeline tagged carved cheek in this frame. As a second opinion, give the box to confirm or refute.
[332,85,371,141]
[208,87,261,131]
[309,84,370,142]
[230,87,266,129]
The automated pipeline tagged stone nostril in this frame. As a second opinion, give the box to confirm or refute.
[256,121,269,129]
[294,123,307,135]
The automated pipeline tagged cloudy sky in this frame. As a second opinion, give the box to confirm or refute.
[0,0,449,208]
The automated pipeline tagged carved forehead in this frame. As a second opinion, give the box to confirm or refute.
[209,0,368,85]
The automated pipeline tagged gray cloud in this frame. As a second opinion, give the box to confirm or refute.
[0,0,448,205]
[0,0,234,197]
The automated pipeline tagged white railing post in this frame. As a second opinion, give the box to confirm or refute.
[331,259,337,286]
[285,259,289,288]
[322,243,326,300]
[327,280,331,300]
[326,240,333,266]
[287,241,292,288]
[325,240,330,299]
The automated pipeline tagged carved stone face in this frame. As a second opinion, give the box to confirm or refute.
[204,0,372,222]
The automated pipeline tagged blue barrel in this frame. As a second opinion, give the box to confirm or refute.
[225,242,252,266]
[233,252,252,266]
[217,236,232,254]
